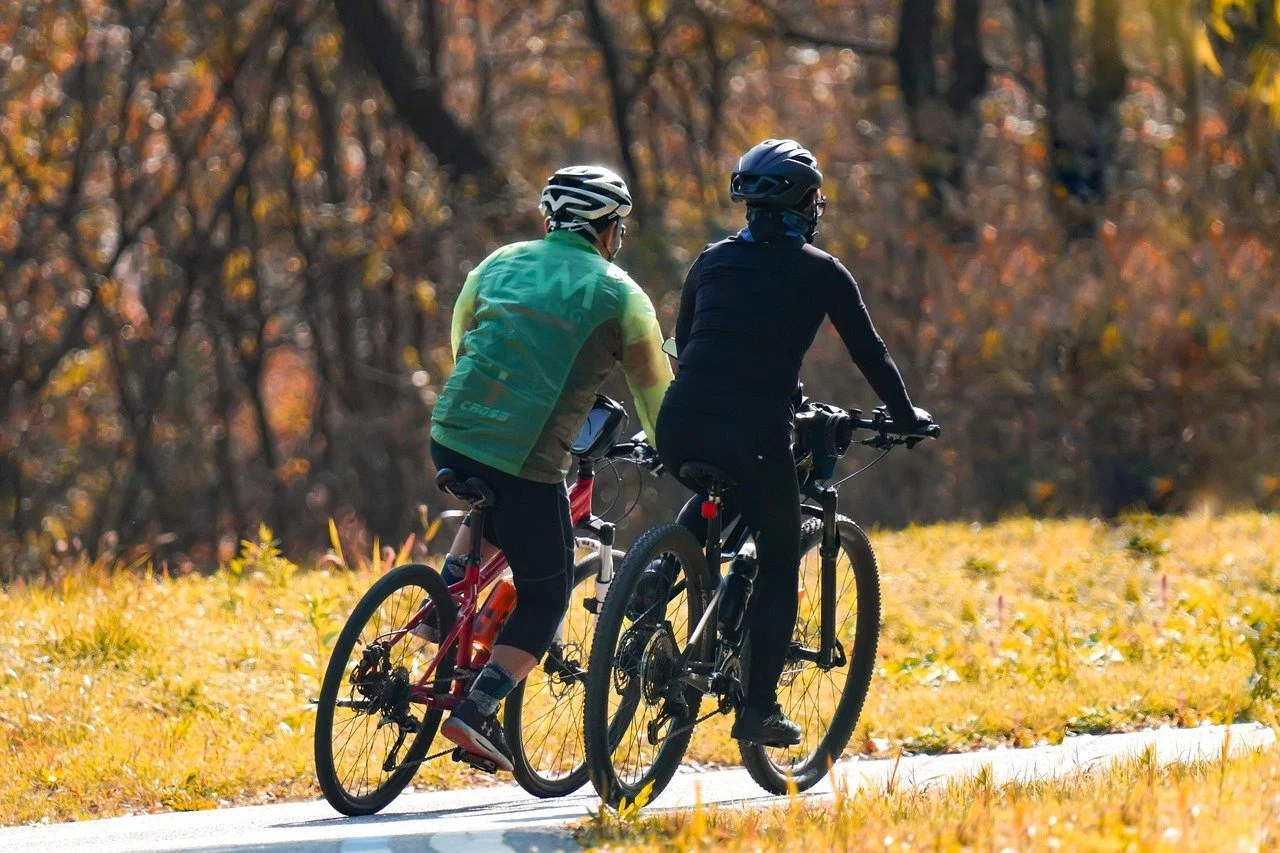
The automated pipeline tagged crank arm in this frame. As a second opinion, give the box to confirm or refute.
[787,640,847,669]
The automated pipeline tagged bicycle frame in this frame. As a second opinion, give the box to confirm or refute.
[391,461,611,711]
[675,478,849,684]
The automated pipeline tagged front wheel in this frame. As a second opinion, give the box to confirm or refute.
[314,563,455,816]
[504,542,623,798]
[739,516,880,794]
[584,522,714,808]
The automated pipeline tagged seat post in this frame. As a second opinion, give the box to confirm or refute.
[703,484,723,577]
[466,507,486,571]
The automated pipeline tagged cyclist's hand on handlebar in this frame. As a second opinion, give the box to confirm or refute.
[879,406,941,443]
[902,407,941,446]
[624,432,665,474]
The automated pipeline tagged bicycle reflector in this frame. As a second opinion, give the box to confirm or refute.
[701,500,717,519]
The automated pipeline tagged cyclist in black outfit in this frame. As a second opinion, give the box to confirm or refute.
[657,139,935,747]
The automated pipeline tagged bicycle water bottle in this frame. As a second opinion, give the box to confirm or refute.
[472,576,518,654]
[717,550,759,649]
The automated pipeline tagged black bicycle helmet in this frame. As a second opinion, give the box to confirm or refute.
[729,139,823,209]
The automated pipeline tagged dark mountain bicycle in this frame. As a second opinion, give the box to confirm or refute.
[313,396,655,814]
[583,396,938,807]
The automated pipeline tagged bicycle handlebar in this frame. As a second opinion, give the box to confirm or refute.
[853,408,942,448]
[601,403,939,481]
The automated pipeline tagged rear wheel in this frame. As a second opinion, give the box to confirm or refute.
[584,522,714,807]
[314,563,456,816]
[504,542,623,798]
[739,517,879,794]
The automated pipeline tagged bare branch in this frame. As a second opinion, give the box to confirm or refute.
[745,0,894,57]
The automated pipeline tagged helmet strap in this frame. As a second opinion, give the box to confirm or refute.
[803,210,819,243]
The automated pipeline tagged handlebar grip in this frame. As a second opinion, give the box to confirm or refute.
[853,416,940,439]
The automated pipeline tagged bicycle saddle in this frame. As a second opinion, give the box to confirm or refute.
[678,461,738,491]
[435,468,497,508]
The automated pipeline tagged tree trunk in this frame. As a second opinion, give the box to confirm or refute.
[895,0,990,240]
[333,0,496,181]
[582,0,648,228]
[1037,0,1127,238]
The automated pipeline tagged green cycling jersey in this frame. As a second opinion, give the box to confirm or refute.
[431,229,673,483]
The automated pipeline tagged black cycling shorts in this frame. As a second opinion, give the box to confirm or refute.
[430,440,573,658]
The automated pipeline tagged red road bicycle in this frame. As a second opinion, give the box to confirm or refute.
[314,396,659,815]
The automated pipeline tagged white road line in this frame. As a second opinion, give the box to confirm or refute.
[0,724,1271,853]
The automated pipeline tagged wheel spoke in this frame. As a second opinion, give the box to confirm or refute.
[605,550,697,788]
[761,526,869,780]
[510,560,601,789]
[318,570,447,810]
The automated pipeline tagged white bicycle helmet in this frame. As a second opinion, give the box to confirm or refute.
[539,165,633,236]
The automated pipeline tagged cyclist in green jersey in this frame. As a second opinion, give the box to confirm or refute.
[429,166,673,771]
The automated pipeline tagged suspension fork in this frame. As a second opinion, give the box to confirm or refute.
[593,522,616,610]
[817,485,840,666]
[557,522,616,651]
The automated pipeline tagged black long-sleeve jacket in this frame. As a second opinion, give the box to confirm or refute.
[664,234,914,426]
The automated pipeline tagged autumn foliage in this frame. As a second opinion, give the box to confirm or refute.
[2,0,1278,577]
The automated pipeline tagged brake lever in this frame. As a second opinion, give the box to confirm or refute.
[861,433,897,450]
[628,442,664,476]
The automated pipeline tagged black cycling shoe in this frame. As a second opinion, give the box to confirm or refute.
[731,702,803,747]
[627,555,675,621]
[440,698,514,773]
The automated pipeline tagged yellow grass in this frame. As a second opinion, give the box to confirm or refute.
[1,511,1277,826]
[674,510,1278,768]
[580,741,1280,851]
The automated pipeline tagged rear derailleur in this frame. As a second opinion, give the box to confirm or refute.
[352,642,421,772]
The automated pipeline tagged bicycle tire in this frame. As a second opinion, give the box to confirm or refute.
[739,516,880,794]
[584,521,714,808]
[504,546,623,798]
[314,563,456,816]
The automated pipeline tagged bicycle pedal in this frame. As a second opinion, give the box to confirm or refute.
[450,746,498,774]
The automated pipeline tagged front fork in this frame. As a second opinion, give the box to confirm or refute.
[556,522,616,647]
[593,523,616,612]
[817,485,841,668]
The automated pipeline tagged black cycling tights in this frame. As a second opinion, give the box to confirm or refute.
[656,405,801,710]
[430,440,572,658]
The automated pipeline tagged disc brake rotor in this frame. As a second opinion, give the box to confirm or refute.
[544,640,586,700]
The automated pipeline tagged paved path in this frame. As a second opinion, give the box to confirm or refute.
[1,724,1271,853]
